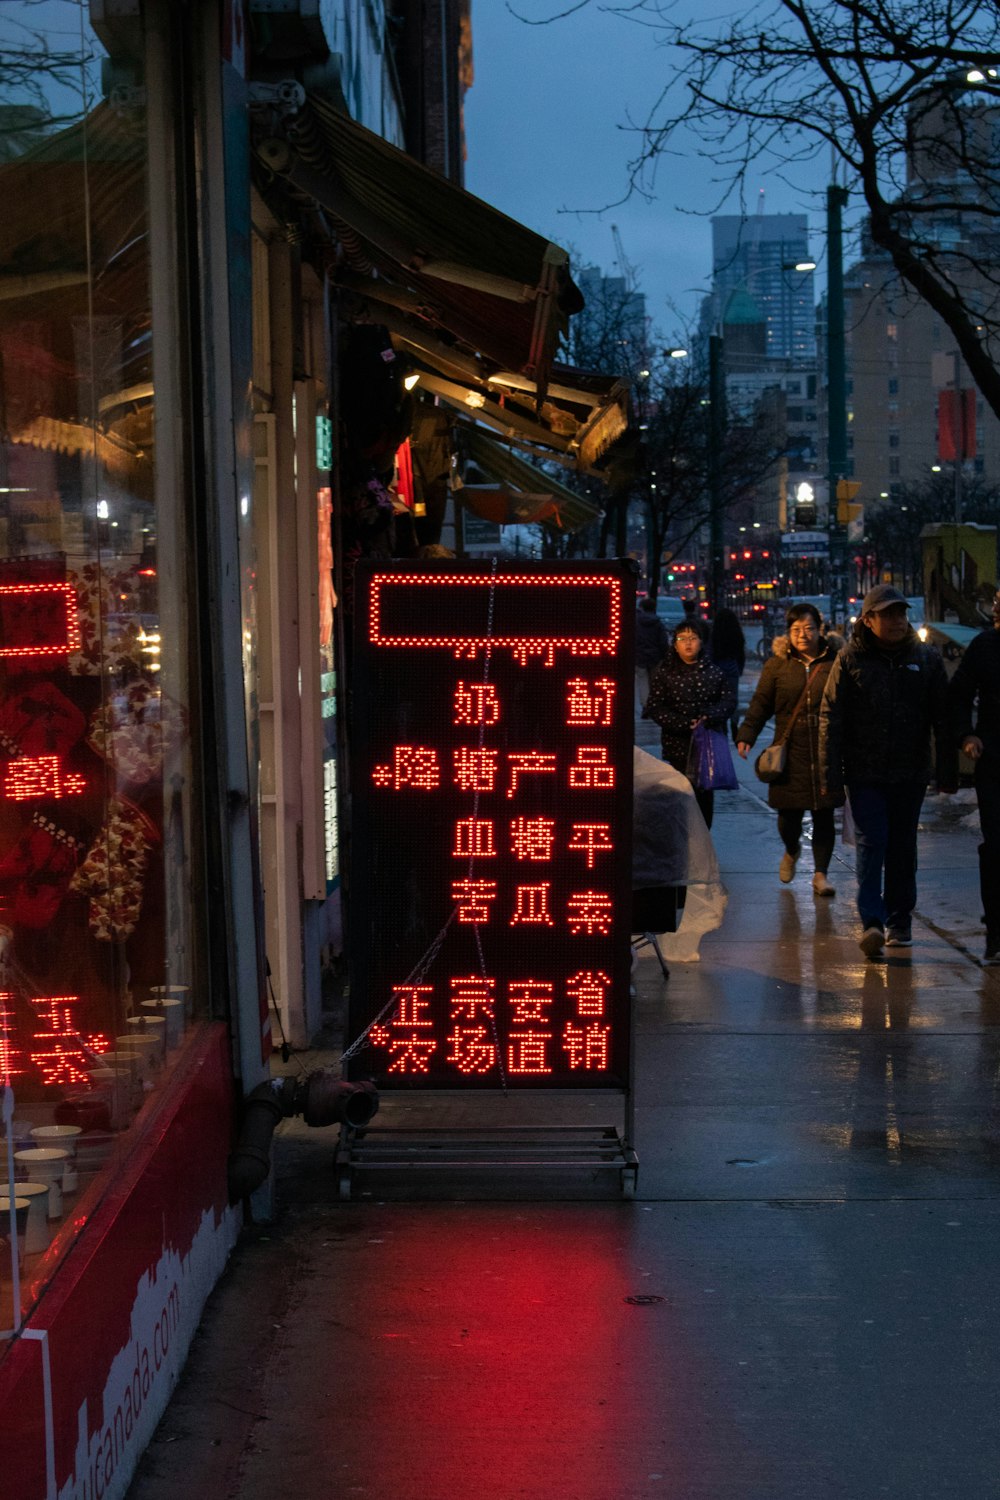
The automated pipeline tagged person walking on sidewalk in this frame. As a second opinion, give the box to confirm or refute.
[635,596,671,711]
[949,588,1000,964]
[819,584,957,959]
[735,601,843,896]
[645,620,735,829]
[709,607,746,741]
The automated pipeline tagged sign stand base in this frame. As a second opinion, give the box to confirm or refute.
[334,1118,638,1200]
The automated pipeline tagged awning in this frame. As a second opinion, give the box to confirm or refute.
[460,426,603,533]
[392,351,628,472]
[256,96,582,403]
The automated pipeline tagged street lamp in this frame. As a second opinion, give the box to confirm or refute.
[826,183,850,630]
[708,332,726,612]
[663,347,689,359]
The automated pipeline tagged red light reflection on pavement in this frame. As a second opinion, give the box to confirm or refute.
[309,1210,700,1500]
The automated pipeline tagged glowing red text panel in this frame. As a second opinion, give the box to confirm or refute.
[369,572,622,663]
[0,582,81,659]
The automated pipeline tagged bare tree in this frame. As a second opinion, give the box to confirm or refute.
[862,473,1000,592]
[609,348,782,596]
[533,0,1000,421]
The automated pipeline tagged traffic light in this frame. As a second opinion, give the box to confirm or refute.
[836,479,862,525]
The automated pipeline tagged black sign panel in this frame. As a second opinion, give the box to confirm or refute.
[349,561,635,1089]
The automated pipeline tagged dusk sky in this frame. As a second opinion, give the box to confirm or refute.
[464,2,827,343]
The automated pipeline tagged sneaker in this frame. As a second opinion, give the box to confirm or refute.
[886,929,913,948]
[812,872,835,898]
[859,926,885,958]
[779,847,800,883]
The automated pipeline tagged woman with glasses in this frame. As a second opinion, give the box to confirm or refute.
[645,620,735,829]
[735,602,844,895]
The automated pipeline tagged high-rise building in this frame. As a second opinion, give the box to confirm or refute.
[821,83,1000,512]
[697,216,819,546]
[707,213,815,363]
[571,266,649,375]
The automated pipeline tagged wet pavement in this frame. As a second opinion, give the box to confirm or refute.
[126,707,1000,1500]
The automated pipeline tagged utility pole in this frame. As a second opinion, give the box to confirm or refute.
[708,333,726,611]
[953,348,964,525]
[826,183,849,630]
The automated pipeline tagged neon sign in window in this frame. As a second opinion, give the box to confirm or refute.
[0,582,81,659]
[350,561,634,1090]
[3,754,86,801]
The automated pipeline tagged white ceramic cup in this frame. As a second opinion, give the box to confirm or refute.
[10,1181,50,1252]
[14,1148,68,1218]
[0,1197,30,1266]
[142,997,185,1049]
[115,1034,161,1082]
[30,1125,82,1193]
[125,1014,167,1062]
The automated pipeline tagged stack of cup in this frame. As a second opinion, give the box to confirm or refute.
[30,1125,82,1194]
[9,1181,50,1253]
[0,1197,30,1269]
[115,1031,162,1087]
[86,1063,134,1130]
[125,1014,167,1065]
[13,1148,68,1219]
[99,1052,144,1109]
[144,987,188,1050]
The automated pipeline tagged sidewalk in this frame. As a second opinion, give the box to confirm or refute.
[126,730,1000,1500]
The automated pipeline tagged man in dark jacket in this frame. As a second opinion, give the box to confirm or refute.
[949,588,1000,963]
[819,585,957,958]
[635,597,671,710]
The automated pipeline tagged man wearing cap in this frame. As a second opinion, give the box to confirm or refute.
[948,588,1000,963]
[819,585,957,958]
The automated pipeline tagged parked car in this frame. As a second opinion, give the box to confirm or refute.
[653,596,705,628]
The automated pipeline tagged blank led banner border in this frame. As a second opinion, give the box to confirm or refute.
[0,582,81,659]
[349,560,636,1091]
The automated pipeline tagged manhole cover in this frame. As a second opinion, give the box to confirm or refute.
[624,1294,666,1305]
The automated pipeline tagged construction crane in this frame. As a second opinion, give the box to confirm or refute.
[611,223,637,291]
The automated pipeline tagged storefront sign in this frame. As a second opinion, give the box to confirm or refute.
[350,562,634,1089]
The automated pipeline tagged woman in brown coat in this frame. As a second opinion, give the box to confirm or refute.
[735,602,845,895]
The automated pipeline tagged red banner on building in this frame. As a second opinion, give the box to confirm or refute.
[938,388,976,461]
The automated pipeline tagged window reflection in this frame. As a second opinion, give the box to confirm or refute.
[0,3,200,1328]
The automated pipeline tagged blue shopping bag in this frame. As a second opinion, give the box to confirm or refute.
[689,721,739,791]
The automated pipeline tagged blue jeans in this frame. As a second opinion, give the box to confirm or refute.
[848,781,926,932]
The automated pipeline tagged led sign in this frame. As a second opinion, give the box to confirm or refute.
[350,562,635,1090]
[0,581,81,659]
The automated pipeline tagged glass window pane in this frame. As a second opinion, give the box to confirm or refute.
[0,2,205,1332]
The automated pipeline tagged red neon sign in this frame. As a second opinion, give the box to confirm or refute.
[0,581,81,659]
[4,754,86,800]
[350,561,634,1090]
[368,570,623,666]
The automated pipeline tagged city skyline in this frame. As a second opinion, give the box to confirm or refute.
[464,3,830,341]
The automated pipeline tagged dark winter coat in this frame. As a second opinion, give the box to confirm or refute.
[635,608,671,669]
[950,627,1000,775]
[737,637,844,811]
[645,652,736,774]
[819,622,957,793]
[712,655,742,708]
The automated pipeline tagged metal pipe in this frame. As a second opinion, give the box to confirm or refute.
[227,1072,380,1201]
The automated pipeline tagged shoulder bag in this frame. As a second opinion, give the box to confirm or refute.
[754,662,822,785]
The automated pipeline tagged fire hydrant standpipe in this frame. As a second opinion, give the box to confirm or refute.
[227,1071,379,1202]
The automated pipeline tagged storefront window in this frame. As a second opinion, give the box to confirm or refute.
[0,4,204,1331]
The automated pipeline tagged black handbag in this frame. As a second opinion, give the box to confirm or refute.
[753,664,821,785]
[754,741,788,783]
